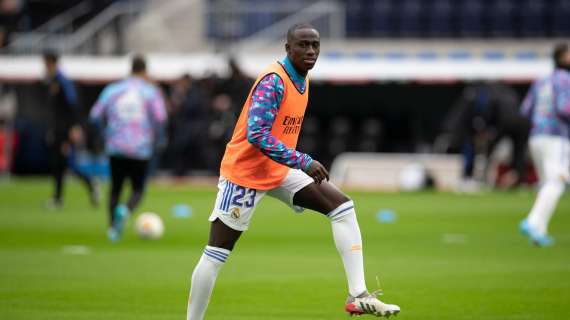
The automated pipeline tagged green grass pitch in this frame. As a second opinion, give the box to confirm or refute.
[1,178,569,319]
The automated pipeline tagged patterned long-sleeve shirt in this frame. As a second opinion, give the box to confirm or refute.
[89,77,167,160]
[521,69,570,139]
[246,57,313,170]
[553,69,570,125]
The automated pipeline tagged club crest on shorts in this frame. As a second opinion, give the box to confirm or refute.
[230,207,241,219]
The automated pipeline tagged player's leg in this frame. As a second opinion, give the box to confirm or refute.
[187,178,262,320]
[68,146,99,208]
[208,218,243,250]
[510,123,530,187]
[126,158,149,212]
[187,219,242,320]
[524,136,568,245]
[108,156,127,240]
[48,140,67,208]
[294,182,369,295]
[297,182,400,316]
[275,170,399,316]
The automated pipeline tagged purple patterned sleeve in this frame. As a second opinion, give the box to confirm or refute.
[520,81,536,118]
[246,73,313,170]
[148,87,167,123]
[554,70,570,120]
[89,86,111,122]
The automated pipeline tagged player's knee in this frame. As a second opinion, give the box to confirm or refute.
[208,219,242,251]
[332,195,351,209]
[544,179,565,196]
[327,199,356,222]
[208,239,236,251]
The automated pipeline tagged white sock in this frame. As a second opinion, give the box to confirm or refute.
[187,246,230,320]
[527,180,565,236]
[328,201,367,297]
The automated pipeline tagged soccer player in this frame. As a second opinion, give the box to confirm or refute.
[43,52,98,209]
[89,55,167,241]
[186,24,400,319]
[519,43,570,247]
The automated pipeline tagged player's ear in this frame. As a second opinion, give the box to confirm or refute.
[285,42,290,54]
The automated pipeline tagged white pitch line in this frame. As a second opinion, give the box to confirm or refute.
[442,233,468,244]
[62,245,91,255]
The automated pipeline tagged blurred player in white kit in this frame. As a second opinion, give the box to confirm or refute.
[519,43,570,247]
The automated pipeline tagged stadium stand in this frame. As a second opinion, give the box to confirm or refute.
[0,0,568,183]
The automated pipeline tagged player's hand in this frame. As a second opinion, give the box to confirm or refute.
[304,160,329,184]
[69,125,84,144]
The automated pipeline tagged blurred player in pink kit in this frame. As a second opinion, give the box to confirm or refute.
[520,43,570,247]
[89,55,167,241]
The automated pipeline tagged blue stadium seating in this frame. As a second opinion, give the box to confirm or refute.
[345,0,366,37]
[488,0,516,37]
[371,0,396,37]
[458,0,484,37]
[397,0,424,37]
[427,0,454,37]
[552,0,570,36]
[519,0,546,37]
[205,0,569,40]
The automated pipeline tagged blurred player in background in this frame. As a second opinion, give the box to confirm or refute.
[519,43,570,247]
[43,51,98,209]
[186,24,400,319]
[89,55,167,242]
[443,81,529,190]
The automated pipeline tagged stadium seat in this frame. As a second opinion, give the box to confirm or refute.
[243,0,275,38]
[357,118,383,152]
[371,0,396,37]
[427,0,454,37]
[518,0,546,37]
[397,0,424,37]
[327,117,353,162]
[552,0,570,36]
[488,0,516,37]
[458,0,484,37]
[345,0,366,37]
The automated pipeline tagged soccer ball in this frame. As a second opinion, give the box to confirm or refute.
[135,212,164,240]
[399,163,427,192]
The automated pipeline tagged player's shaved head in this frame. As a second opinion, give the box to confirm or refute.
[286,23,317,43]
[285,23,320,76]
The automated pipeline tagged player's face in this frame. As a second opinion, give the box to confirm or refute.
[286,28,320,75]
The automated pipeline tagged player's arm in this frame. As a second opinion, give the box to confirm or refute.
[56,72,85,142]
[56,73,78,108]
[89,86,112,127]
[246,74,314,168]
[520,80,537,119]
[56,73,80,120]
[148,86,168,150]
[554,72,570,121]
[149,86,168,125]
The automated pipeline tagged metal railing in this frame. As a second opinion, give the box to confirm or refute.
[6,0,146,55]
[62,0,146,54]
[7,0,93,54]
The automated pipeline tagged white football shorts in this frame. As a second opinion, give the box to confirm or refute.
[208,169,314,231]
[529,135,570,184]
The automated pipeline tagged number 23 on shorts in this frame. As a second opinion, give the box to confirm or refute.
[231,185,257,208]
